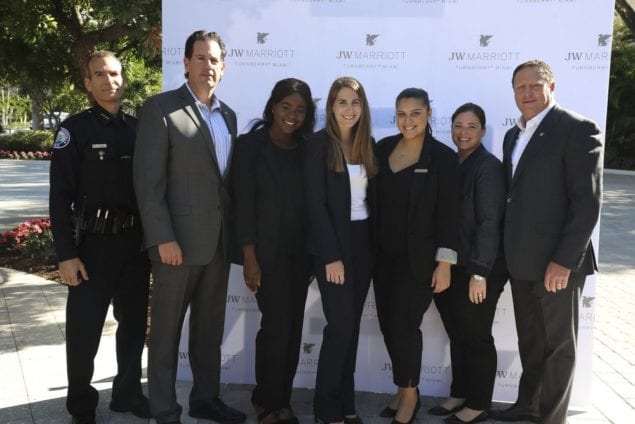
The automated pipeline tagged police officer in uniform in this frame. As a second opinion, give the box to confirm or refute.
[49,50,151,424]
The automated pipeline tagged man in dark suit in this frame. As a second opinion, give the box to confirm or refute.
[494,60,603,424]
[133,30,245,424]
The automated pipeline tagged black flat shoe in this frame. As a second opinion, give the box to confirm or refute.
[391,397,420,424]
[444,411,488,424]
[344,415,363,424]
[379,405,397,418]
[428,404,463,416]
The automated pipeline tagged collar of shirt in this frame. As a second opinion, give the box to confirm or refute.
[516,101,555,132]
[91,103,126,126]
[185,82,221,112]
[511,102,555,176]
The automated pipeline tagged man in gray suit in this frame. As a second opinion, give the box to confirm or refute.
[134,30,245,424]
[493,60,602,424]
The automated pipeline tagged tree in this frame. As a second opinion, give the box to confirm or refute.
[616,0,635,36]
[0,0,161,128]
[605,12,635,169]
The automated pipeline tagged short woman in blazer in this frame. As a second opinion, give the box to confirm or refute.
[429,103,508,424]
[374,88,460,424]
[232,78,316,424]
[304,77,377,424]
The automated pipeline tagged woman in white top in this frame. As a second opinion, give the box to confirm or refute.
[303,76,377,424]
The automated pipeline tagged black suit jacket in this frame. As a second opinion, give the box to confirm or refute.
[375,133,460,282]
[502,104,603,281]
[457,144,506,277]
[303,129,377,268]
[232,127,307,269]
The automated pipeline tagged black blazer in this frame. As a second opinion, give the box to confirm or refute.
[502,105,602,281]
[303,129,376,268]
[232,127,307,270]
[375,133,460,282]
[457,144,506,277]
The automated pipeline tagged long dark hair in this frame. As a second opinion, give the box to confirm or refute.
[250,78,316,139]
[325,76,377,177]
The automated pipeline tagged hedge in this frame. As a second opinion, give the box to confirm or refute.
[0,130,54,152]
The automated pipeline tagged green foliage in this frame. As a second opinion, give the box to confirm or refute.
[606,14,635,170]
[0,130,54,151]
[0,84,31,128]
[121,56,162,115]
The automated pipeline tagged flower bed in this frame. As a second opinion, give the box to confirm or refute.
[0,150,52,160]
[0,218,59,281]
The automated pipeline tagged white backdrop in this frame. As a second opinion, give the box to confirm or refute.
[162,0,614,407]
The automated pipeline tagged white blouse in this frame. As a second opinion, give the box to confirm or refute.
[347,163,368,221]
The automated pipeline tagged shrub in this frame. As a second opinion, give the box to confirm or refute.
[0,218,56,262]
[0,130,54,153]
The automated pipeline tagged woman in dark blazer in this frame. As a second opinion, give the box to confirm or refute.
[374,88,460,424]
[304,76,377,424]
[232,78,316,424]
[429,103,508,424]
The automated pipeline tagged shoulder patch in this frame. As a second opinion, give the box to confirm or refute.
[53,127,71,149]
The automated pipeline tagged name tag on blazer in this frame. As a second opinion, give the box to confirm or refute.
[414,168,428,173]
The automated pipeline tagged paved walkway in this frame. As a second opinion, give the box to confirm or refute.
[0,159,633,423]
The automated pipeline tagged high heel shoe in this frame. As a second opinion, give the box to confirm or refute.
[390,397,420,424]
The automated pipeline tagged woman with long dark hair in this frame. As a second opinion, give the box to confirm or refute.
[233,78,316,424]
[374,88,460,424]
[304,76,377,424]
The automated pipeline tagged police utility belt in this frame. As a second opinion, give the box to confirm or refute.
[72,208,140,235]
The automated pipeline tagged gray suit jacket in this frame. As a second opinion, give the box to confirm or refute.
[502,104,603,281]
[134,84,237,265]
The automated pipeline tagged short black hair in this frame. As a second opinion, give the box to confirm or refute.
[184,30,226,60]
[452,102,486,128]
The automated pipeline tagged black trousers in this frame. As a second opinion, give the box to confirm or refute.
[251,253,311,412]
[374,254,433,387]
[148,239,230,424]
[66,231,150,419]
[434,260,507,410]
[510,273,585,424]
[313,220,372,423]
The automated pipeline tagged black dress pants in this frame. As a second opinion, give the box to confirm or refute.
[314,220,372,423]
[66,231,150,419]
[434,260,507,410]
[510,273,585,424]
[374,254,433,387]
[251,253,311,412]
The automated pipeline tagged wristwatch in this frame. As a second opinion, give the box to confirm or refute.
[472,274,485,281]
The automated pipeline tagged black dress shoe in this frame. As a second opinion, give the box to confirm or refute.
[189,396,247,424]
[391,397,421,424]
[490,404,539,423]
[444,411,488,424]
[428,404,463,416]
[344,415,363,424]
[71,416,96,424]
[110,394,152,418]
[379,405,397,418]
